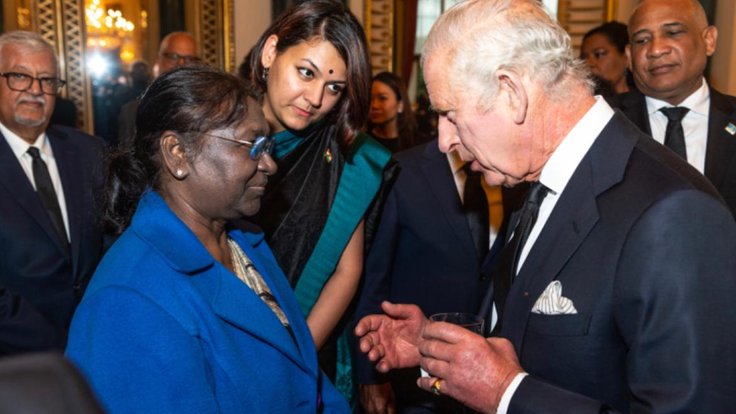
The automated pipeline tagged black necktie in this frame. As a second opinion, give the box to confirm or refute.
[27,147,68,246]
[490,182,548,334]
[660,107,690,159]
[462,164,489,257]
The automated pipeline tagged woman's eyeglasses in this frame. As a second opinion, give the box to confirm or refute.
[203,133,274,160]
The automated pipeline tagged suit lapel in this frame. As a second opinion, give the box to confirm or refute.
[237,231,317,369]
[502,175,599,349]
[616,90,652,136]
[0,132,69,255]
[419,143,479,259]
[501,114,635,351]
[704,88,736,188]
[134,192,314,375]
[207,263,311,374]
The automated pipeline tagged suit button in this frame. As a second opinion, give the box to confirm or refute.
[72,283,82,291]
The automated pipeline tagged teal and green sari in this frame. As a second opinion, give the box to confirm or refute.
[253,123,394,405]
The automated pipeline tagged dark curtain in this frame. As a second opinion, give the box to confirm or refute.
[699,0,716,24]
[400,0,418,83]
[159,0,185,38]
[699,0,716,79]
[272,0,292,19]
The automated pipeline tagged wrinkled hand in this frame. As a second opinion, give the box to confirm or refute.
[355,301,428,373]
[415,323,523,413]
[359,383,396,414]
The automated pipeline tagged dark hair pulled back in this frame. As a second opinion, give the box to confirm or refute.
[368,71,418,151]
[104,65,257,234]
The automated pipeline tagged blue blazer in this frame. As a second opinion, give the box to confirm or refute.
[0,125,106,353]
[499,113,736,413]
[66,191,349,414]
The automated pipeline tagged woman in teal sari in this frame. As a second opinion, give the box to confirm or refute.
[247,0,394,402]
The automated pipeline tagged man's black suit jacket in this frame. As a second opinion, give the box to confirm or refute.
[610,87,736,216]
[352,140,525,410]
[0,125,106,355]
[500,112,736,413]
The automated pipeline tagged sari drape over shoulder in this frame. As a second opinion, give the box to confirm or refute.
[254,124,393,315]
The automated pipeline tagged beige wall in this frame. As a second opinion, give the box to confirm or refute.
[233,1,271,73]
[612,0,636,22]
[613,0,735,95]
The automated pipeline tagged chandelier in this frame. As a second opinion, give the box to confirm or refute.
[85,0,135,51]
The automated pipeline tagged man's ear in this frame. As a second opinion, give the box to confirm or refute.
[261,34,279,69]
[703,26,718,57]
[496,70,528,124]
[160,132,189,180]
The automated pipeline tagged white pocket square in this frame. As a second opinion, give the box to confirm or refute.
[531,281,577,315]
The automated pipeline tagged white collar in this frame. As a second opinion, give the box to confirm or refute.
[0,121,49,158]
[645,78,709,116]
[447,149,466,174]
[539,97,615,195]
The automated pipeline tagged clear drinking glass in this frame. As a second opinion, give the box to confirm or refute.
[428,312,484,334]
[421,312,484,378]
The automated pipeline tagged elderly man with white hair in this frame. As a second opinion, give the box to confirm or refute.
[355,0,736,413]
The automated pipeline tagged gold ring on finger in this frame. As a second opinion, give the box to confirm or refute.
[431,378,442,396]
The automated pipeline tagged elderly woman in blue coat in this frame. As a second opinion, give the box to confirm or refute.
[65,66,349,413]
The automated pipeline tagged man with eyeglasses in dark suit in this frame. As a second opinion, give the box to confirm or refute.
[0,31,106,355]
[117,31,200,148]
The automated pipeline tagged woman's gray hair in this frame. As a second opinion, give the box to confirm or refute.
[0,31,58,71]
[422,0,592,108]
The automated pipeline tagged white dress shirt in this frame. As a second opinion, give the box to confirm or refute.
[448,150,503,250]
[0,122,70,240]
[645,78,709,173]
[497,97,615,414]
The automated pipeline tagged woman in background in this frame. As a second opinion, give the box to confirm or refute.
[66,66,349,413]
[247,0,394,401]
[580,21,635,98]
[368,71,420,152]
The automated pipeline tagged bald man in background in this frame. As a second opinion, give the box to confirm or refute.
[612,0,736,217]
[117,31,200,148]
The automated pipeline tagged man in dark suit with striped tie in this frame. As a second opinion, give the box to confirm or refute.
[0,31,106,355]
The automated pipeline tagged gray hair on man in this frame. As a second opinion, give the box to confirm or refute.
[422,0,592,108]
[0,31,58,70]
